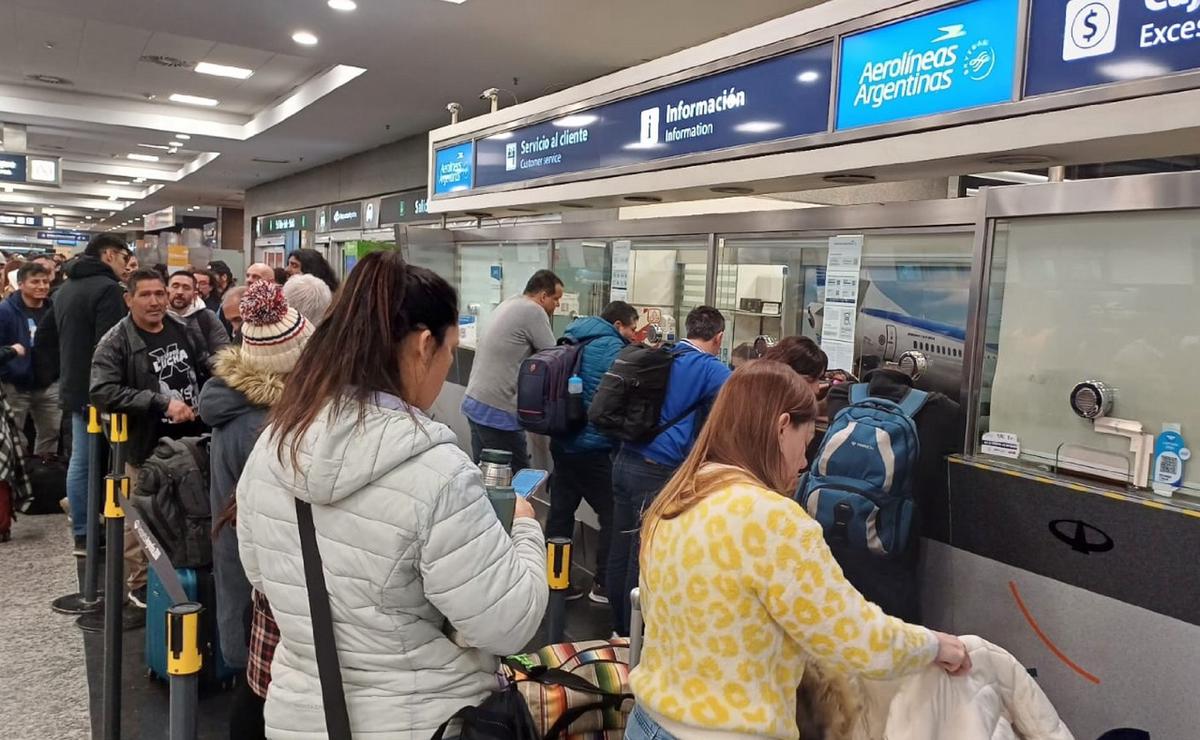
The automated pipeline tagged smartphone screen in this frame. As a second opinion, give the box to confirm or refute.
[512,469,549,498]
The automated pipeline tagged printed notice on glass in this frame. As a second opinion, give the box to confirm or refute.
[611,240,631,301]
[820,235,864,374]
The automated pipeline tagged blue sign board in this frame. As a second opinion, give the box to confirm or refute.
[38,230,88,242]
[1026,0,1200,95]
[835,0,1020,129]
[467,43,833,190]
[433,142,475,194]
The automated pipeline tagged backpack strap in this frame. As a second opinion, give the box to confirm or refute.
[897,388,929,418]
[849,383,871,404]
[296,499,353,740]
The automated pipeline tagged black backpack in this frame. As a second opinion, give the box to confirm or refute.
[588,344,706,444]
[516,337,595,437]
[129,436,212,568]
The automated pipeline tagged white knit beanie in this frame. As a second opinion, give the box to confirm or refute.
[239,281,313,374]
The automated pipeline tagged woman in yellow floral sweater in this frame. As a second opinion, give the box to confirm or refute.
[627,361,970,740]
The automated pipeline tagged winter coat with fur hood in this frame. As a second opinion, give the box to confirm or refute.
[196,347,286,669]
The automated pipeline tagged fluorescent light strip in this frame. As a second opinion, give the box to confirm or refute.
[194,61,254,80]
[328,0,357,10]
[174,134,191,140]
[169,93,220,107]
[138,143,171,150]
[127,153,160,162]
[292,31,318,46]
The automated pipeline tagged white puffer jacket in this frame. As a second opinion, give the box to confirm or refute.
[856,636,1075,740]
[237,397,548,739]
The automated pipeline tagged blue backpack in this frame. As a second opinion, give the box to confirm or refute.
[797,384,927,558]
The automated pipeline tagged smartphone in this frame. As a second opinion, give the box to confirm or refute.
[512,469,549,499]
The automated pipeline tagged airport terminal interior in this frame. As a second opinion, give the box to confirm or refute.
[0,0,1198,738]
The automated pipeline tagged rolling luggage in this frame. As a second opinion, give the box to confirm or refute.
[19,454,67,515]
[145,566,238,688]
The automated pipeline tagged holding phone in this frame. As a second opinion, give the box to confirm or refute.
[512,469,549,499]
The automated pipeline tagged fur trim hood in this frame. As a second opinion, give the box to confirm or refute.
[197,347,287,429]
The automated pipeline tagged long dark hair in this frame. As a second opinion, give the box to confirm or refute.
[289,248,340,292]
[269,251,458,466]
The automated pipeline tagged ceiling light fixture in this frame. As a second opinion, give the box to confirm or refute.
[175,134,191,140]
[194,61,254,80]
[127,153,159,162]
[168,93,219,107]
[438,0,469,4]
[138,143,171,150]
[292,31,319,46]
[553,114,598,128]
[106,180,132,185]
[133,177,146,183]
[797,70,821,83]
[328,0,357,10]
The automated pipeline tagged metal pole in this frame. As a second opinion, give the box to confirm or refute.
[82,406,103,602]
[545,537,572,643]
[167,602,203,740]
[102,413,128,740]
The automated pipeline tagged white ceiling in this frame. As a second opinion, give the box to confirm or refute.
[0,0,822,233]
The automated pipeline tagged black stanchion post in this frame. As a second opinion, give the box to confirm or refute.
[102,412,128,740]
[167,602,203,740]
[53,406,105,616]
[545,536,572,644]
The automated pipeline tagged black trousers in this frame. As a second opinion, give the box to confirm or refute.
[468,420,530,472]
[227,679,266,740]
[547,447,615,589]
[828,542,921,623]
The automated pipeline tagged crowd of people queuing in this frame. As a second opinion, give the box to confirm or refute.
[0,234,1075,740]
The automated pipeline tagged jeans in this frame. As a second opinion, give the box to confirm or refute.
[607,448,675,636]
[123,464,148,592]
[4,382,62,456]
[547,447,614,589]
[469,420,530,471]
[625,705,677,740]
[66,412,90,537]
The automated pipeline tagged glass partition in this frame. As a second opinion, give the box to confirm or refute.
[551,239,611,335]
[624,236,709,343]
[718,230,974,394]
[456,241,552,348]
[977,210,1200,496]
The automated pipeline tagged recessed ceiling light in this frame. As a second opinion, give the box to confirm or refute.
[194,61,254,80]
[138,143,171,150]
[438,0,469,4]
[127,153,159,162]
[106,180,132,185]
[168,93,219,107]
[168,148,178,154]
[292,30,319,46]
[133,177,146,183]
[170,140,185,147]
[797,70,821,84]
[175,134,191,140]
[328,0,357,10]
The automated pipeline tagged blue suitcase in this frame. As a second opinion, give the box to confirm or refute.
[145,567,239,688]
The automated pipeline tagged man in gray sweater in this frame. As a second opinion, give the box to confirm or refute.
[462,269,563,470]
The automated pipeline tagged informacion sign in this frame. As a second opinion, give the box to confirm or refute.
[1026,0,1200,95]
[0,212,50,228]
[835,0,1020,129]
[610,240,632,302]
[470,43,833,190]
[379,189,431,225]
[329,201,363,230]
[820,235,864,373]
[433,142,475,195]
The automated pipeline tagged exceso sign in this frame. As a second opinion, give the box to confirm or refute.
[1026,0,1200,95]
[835,0,1021,129]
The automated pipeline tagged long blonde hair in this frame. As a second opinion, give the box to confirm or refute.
[640,360,818,553]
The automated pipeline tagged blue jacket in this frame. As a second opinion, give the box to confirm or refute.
[555,316,629,454]
[0,292,49,389]
[626,341,731,468]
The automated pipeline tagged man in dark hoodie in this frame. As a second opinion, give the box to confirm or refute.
[167,270,229,354]
[196,281,313,736]
[52,234,130,555]
[0,262,60,456]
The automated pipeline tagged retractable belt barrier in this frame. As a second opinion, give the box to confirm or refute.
[52,406,105,617]
[97,412,204,740]
[546,537,573,644]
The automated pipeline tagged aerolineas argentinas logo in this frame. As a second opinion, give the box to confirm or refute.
[852,24,997,109]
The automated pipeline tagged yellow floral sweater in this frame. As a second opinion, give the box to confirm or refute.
[630,475,938,739]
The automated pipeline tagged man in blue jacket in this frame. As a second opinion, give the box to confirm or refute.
[0,262,60,456]
[607,305,731,634]
[547,301,638,605]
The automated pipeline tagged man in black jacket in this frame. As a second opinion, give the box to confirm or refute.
[53,235,130,555]
[91,269,213,605]
[823,366,964,622]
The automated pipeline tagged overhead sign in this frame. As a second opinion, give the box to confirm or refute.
[0,213,51,228]
[434,142,475,194]
[0,154,61,185]
[836,0,1020,129]
[38,230,89,242]
[378,189,432,225]
[1026,0,1200,95]
[258,210,315,236]
[143,207,177,231]
[0,156,27,183]
[329,201,363,230]
[467,43,833,190]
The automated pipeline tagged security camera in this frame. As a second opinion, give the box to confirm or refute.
[479,88,500,101]
[446,102,462,113]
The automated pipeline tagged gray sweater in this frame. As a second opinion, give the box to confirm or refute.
[464,296,556,416]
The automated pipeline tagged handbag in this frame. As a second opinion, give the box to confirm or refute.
[504,639,634,740]
[296,499,353,740]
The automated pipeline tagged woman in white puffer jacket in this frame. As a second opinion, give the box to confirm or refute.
[237,252,548,739]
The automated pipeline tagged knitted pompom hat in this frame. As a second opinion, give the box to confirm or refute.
[239,280,313,374]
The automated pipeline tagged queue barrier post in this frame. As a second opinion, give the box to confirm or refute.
[102,413,129,740]
[167,602,203,740]
[53,406,105,616]
[545,536,572,644]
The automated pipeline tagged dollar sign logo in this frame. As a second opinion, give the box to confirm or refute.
[1081,8,1100,42]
